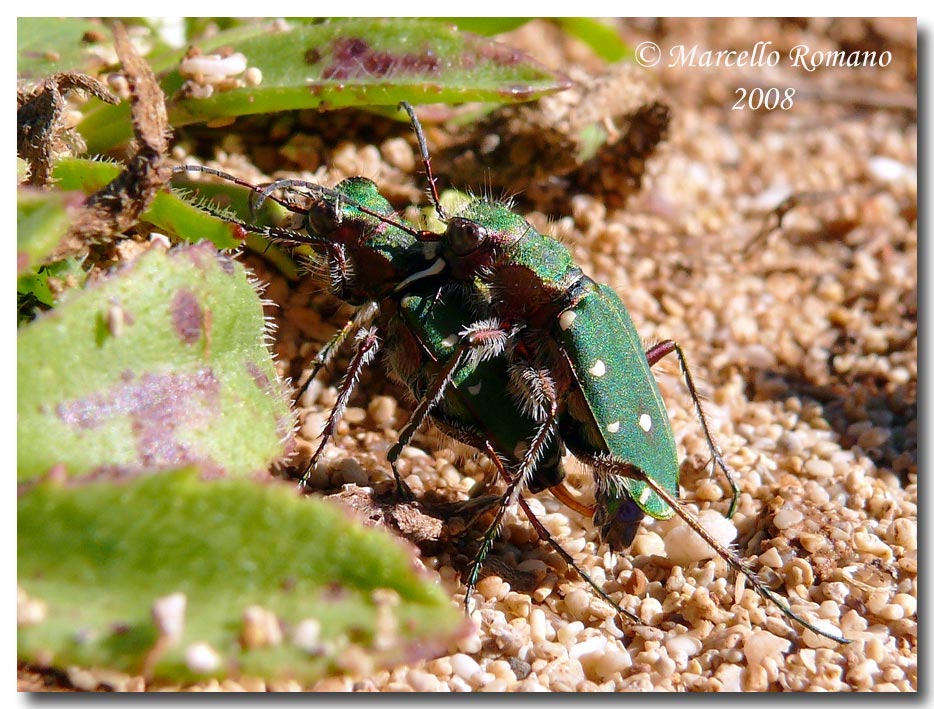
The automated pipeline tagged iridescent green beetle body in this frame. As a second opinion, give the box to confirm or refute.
[388,286,564,486]
[553,279,679,536]
[438,199,681,546]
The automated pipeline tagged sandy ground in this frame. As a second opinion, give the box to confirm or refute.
[20,18,916,692]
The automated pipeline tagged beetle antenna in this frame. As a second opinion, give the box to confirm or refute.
[254,177,440,242]
[398,101,447,223]
[172,165,306,215]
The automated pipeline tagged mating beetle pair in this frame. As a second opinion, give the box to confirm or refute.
[173,102,848,643]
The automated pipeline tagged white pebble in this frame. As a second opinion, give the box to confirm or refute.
[854,532,893,559]
[241,605,283,648]
[407,668,441,692]
[292,618,322,653]
[714,663,744,692]
[662,510,737,565]
[743,629,791,666]
[639,597,664,624]
[773,506,804,530]
[758,547,784,568]
[892,592,917,617]
[529,608,549,644]
[867,156,914,184]
[180,52,247,80]
[185,642,221,673]
[632,531,666,557]
[804,458,835,478]
[152,592,187,642]
[450,653,482,680]
[564,589,592,621]
[802,620,845,649]
[664,634,703,658]
[570,635,607,660]
[557,621,585,645]
[244,66,263,86]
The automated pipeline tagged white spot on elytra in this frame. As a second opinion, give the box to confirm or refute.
[467,382,482,395]
[588,360,606,377]
[639,487,653,505]
[606,421,620,434]
[559,310,577,330]
[441,334,458,348]
[639,413,652,432]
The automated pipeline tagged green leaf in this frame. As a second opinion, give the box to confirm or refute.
[18,470,465,683]
[17,243,292,482]
[553,18,632,63]
[79,18,571,152]
[18,259,87,316]
[433,18,533,35]
[17,187,85,274]
[17,17,113,80]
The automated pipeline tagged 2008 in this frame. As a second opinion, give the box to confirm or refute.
[733,87,795,110]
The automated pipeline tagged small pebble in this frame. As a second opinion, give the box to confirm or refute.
[662,510,737,564]
[450,653,482,681]
[743,630,791,666]
[564,589,592,621]
[664,634,703,658]
[240,605,282,649]
[867,155,913,183]
[758,547,784,568]
[886,518,916,550]
[892,592,917,617]
[185,643,222,673]
[529,608,549,644]
[557,621,585,645]
[334,457,369,485]
[773,506,804,530]
[456,632,483,655]
[853,532,893,560]
[152,592,187,642]
[368,396,397,426]
[406,668,441,692]
[632,531,666,557]
[244,66,263,86]
[804,458,835,479]
[569,635,606,661]
[342,406,367,424]
[292,618,322,653]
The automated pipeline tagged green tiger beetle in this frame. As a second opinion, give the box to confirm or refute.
[173,97,849,643]
[171,164,642,625]
[376,101,847,643]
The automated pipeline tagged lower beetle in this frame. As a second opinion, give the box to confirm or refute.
[385,102,848,643]
[172,164,643,624]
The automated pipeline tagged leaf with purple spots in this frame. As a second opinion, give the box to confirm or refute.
[17,242,293,482]
[77,18,571,153]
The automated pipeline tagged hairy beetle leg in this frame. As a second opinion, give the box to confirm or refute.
[295,318,355,404]
[460,442,641,626]
[294,302,379,404]
[515,497,641,626]
[299,327,380,488]
[387,321,512,496]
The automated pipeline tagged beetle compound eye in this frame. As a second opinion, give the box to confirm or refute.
[305,197,343,235]
[447,217,488,255]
